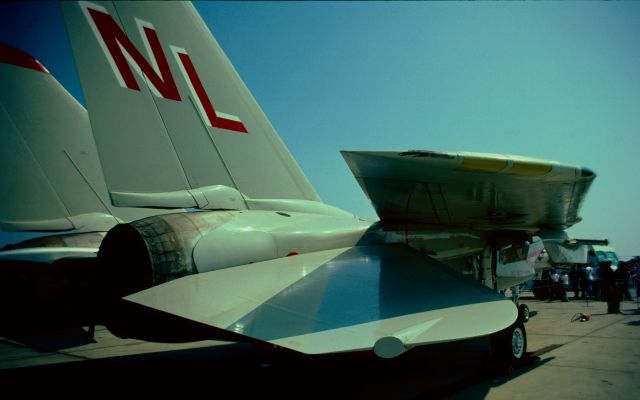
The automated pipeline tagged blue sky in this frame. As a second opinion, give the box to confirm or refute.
[1,1,639,258]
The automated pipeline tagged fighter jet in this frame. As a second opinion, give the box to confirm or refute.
[38,1,596,363]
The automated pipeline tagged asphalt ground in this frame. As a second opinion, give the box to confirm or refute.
[1,292,639,398]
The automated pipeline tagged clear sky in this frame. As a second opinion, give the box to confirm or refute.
[1,1,639,259]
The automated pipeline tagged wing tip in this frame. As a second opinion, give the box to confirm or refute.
[580,166,596,179]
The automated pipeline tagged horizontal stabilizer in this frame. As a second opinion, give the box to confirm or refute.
[342,150,595,230]
[125,244,516,356]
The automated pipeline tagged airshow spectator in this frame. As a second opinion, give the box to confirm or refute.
[585,264,596,299]
[547,268,559,302]
[578,265,587,300]
[560,270,570,302]
[600,260,619,314]
[569,265,579,299]
[615,261,633,301]
[569,265,585,300]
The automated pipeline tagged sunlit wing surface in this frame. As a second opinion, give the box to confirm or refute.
[61,1,318,208]
[342,150,596,231]
[125,245,516,357]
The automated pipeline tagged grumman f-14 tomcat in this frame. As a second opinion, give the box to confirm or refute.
[6,1,598,364]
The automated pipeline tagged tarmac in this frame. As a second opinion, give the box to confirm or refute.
[1,292,639,398]
[447,294,640,400]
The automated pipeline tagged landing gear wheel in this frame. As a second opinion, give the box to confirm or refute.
[518,304,530,323]
[491,320,528,372]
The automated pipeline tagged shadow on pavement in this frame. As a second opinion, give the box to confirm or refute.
[1,333,551,399]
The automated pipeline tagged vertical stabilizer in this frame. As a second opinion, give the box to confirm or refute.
[61,1,319,209]
[0,44,168,232]
[0,44,116,232]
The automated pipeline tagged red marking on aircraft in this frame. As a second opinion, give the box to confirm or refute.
[177,52,247,133]
[0,44,49,73]
[87,7,180,100]
[84,4,247,133]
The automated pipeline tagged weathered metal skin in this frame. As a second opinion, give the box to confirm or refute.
[2,231,105,251]
[97,210,374,299]
[98,204,548,303]
[98,211,231,299]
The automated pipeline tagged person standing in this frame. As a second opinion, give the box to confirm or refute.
[615,261,633,301]
[578,265,587,299]
[585,264,595,299]
[547,268,559,302]
[569,265,580,299]
[600,260,619,314]
[561,270,570,302]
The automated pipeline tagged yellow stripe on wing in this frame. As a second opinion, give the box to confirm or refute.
[507,161,553,176]
[456,156,508,173]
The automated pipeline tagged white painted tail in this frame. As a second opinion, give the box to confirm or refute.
[61,1,319,210]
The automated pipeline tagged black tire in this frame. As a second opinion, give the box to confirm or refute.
[491,320,527,369]
[518,304,530,323]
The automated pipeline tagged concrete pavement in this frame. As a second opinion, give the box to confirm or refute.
[446,295,640,400]
[1,293,639,399]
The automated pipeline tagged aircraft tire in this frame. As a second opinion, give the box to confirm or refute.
[491,320,528,371]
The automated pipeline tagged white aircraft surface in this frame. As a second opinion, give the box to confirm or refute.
[0,43,169,262]
[1,1,598,365]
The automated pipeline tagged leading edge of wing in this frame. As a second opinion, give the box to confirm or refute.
[341,150,596,230]
[125,245,516,356]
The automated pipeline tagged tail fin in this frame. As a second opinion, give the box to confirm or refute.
[61,1,319,210]
[0,43,117,232]
[0,43,165,232]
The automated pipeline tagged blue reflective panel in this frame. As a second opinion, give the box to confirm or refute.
[230,245,502,340]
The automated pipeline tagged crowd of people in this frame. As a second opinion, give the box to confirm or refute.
[541,259,640,314]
